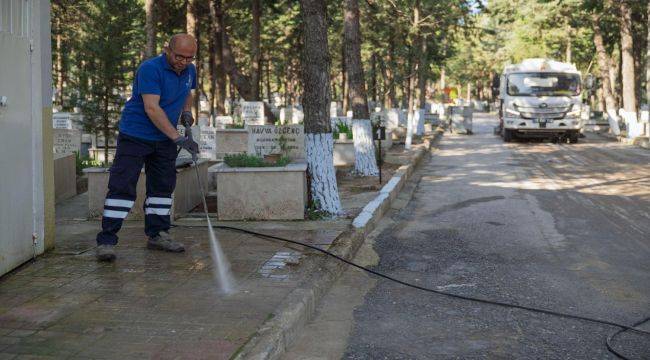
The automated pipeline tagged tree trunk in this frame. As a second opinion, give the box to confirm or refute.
[186,0,201,117]
[371,53,377,103]
[417,37,427,109]
[299,0,343,216]
[647,1,650,105]
[341,43,349,114]
[102,95,110,166]
[211,0,275,121]
[55,24,64,107]
[379,56,388,107]
[265,54,272,102]
[345,0,378,176]
[405,1,419,149]
[209,31,216,118]
[619,0,637,112]
[251,0,261,100]
[145,0,156,58]
[209,2,227,115]
[565,27,572,64]
[387,37,397,108]
[592,14,617,115]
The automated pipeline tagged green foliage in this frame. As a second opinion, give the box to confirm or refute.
[333,121,353,140]
[223,154,291,168]
[306,199,328,220]
[74,152,102,175]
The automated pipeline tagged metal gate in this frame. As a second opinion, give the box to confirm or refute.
[0,0,36,275]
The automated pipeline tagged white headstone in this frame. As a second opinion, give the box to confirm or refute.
[247,125,305,160]
[346,110,353,118]
[53,112,73,129]
[280,107,293,125]
[199,126,217,160]
[291,109,304,124]
[53,129,81,154]
[198,113,211,127]
[330,102,339,118]
[385,109,400,130]
[241,101,265,126]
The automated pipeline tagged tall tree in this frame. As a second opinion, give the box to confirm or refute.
[647,1,650,105]
[344,0,379,176]
[77,0,142,164]
[251,0,262,100]
[299,0,343,216]
[210,0,276,121]
[186,0,201,117]
[618,0,636,112]
[144,0,156,58]
[592,12,617,115]
[208,0,227,115]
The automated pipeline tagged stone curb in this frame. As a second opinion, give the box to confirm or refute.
[234,128,445,360]
[589,131,650,150]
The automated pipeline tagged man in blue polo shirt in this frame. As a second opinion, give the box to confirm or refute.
[96,34,200,261]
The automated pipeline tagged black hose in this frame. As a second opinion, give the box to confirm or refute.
[174,223,650,359]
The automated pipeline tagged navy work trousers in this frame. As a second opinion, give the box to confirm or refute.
[96,133,177,245]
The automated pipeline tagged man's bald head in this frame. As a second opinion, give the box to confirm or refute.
[164,33,197,73]
[169,34,197,51]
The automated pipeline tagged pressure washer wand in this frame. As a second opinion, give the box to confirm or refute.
[181,121,210,217]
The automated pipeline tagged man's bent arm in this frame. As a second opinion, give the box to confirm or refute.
[142,94,181,140]
[182,92,193,113]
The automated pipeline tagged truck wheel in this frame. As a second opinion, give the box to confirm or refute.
[569,132,579,144]
[503,129,513,142]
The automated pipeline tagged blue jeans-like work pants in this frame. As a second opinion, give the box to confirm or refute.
[96,133,177,245]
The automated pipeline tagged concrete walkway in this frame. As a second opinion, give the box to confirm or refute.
[0,137,432,359]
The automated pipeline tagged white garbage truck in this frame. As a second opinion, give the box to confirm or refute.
[497,59,584,143]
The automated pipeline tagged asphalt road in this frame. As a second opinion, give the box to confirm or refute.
[285,113,650,360]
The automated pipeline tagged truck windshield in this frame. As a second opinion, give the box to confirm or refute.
[507,72,580,96]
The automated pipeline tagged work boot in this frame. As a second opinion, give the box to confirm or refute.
[147,231,185,253]
[96,244,116,262]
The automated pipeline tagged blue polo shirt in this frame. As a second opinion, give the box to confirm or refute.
[119,54,196,141]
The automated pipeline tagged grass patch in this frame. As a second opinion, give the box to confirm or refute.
[224,154,291,168]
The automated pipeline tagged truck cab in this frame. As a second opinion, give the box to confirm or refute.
[498,59,583,143]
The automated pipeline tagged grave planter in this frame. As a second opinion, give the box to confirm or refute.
[211,162,307,220]
[83,159,210,220]
[333,130,392,167]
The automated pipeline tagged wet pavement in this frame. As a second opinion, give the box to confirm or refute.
[287,113,650,359]
[0,136,429,359]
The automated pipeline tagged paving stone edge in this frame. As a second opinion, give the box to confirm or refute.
[234,128,445,360]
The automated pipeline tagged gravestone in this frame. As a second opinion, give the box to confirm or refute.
[197,113,211,127]
[280,107,292,125]
[53,112,73,129]
[199,126,217,160]
[53,129,81,155]
[370,111,387,127]
[241,101,265,126]
[215,115,234,129]
[385,109,400,130]
[330,102,340,118]
[247,125,305,160]
[291,109,304,124]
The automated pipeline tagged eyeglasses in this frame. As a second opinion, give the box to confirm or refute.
[169,47,196,62]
